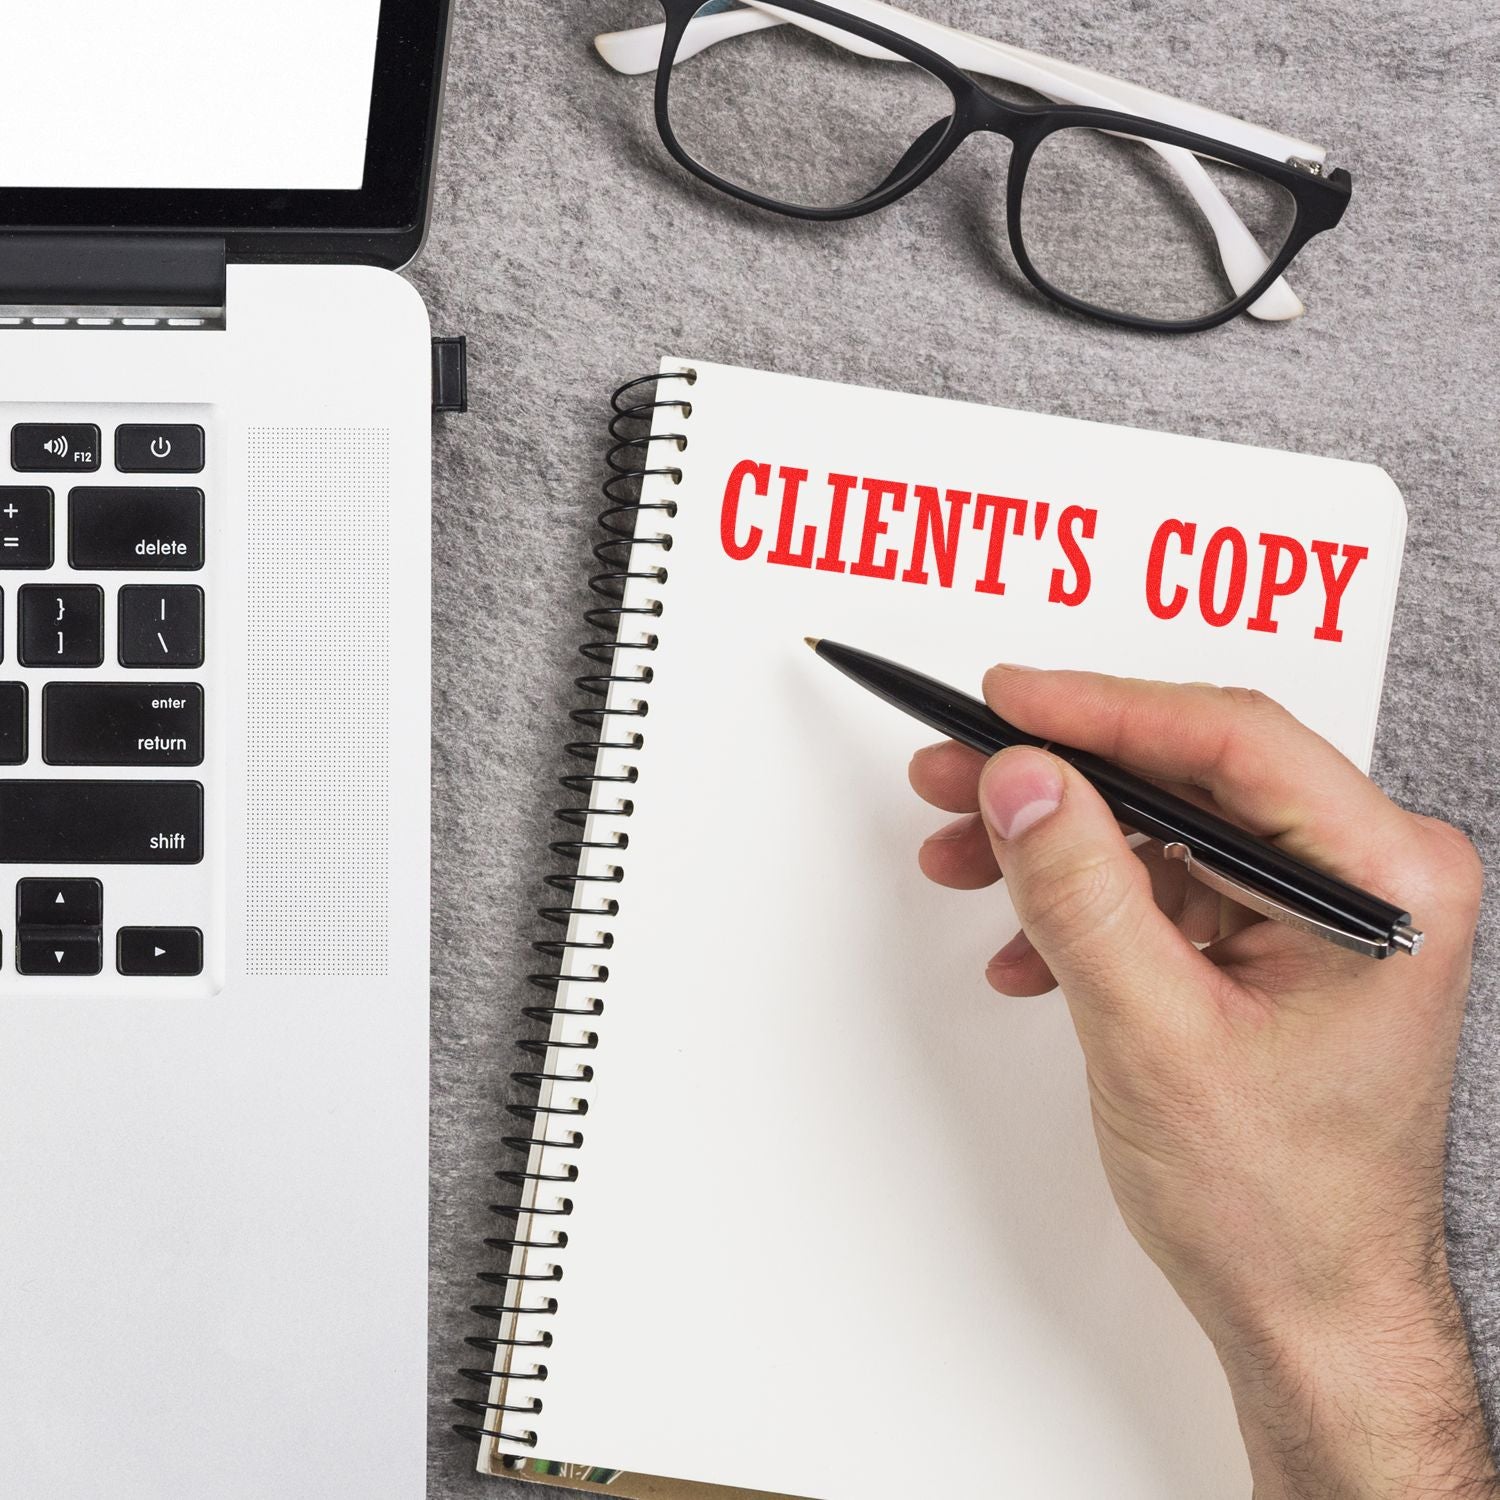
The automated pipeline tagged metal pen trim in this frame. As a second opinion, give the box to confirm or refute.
[1161,843,1420,959]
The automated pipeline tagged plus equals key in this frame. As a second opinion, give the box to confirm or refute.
[0,487,56,570]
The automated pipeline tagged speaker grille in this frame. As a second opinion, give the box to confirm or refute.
[246,428,391,977]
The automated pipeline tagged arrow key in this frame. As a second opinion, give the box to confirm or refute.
[17,930,102,976]
[117,926,202,977]
[18,876,103,927]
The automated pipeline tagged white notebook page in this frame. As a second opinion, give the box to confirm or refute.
[487,360,1406,1497]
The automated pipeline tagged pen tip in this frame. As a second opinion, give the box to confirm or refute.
[804,636,821,650]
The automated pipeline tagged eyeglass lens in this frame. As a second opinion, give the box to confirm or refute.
[665,2,957,212]
[1019,128,1298,323]
[663,4,1299,324]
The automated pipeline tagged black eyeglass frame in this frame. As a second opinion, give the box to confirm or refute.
[649,0,1352,332]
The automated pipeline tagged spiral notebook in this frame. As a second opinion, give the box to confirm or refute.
[459,359,1408,1499]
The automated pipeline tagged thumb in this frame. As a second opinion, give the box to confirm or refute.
[977,745,1218,1042]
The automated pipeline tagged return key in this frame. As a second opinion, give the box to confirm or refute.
[43,683,203,766]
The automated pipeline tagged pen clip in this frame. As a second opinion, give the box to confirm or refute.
[1161,842,1397,959]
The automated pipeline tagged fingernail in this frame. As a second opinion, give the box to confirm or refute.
[989,661,1038,672]
[989,928,1033,967]
[980,751,1063,840]
[924,812,977,844]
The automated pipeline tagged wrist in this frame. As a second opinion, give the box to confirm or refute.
[1215,1265,1498,1498]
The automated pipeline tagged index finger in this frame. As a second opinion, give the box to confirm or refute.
[982,666,1413,890]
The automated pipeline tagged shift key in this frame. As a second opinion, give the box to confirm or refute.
[69,488,203,570]
[0,780,202,863]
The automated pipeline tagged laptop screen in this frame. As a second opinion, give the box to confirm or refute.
[0,1,382,191]
[0,0,449,265]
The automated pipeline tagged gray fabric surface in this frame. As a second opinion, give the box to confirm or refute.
[412,2,1500,1494]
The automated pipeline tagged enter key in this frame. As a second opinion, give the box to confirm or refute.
[43,683,203,766]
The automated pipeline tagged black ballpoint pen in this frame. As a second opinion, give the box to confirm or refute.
[807,637,1423,960]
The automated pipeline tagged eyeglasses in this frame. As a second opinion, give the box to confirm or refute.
[595,0,1352,332]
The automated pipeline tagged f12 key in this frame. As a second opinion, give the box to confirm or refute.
[11,424,100,473]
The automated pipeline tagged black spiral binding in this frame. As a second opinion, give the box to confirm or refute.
[453,370,695,1460]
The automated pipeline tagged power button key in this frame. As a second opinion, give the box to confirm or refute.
[115,425,204,474]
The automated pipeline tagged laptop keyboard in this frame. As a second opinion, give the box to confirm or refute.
[1,405,217,988]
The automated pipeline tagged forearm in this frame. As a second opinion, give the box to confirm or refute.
[1220,1272,1499,1499]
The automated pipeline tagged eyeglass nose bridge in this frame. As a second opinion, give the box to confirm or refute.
[862,91,1025,205]
[906,88,1051,209]
[826,87,1048,226]
[951,87,1055,154]
[892,90,1046,225]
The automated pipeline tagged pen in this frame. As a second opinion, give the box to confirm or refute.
[806,637,1423,960]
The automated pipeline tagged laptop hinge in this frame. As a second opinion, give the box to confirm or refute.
[0,234,226,329]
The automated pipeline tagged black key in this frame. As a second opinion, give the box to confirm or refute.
[43,682,203,766]
[117,926,202,977]
[0,488,54,569]
[11,423,100,474]
[0,682,26,764]
[115,425,205,474]
[0,780,202,863]
[68,488,203,571]
[118,585,204,668]
[19,584,104,667]
[17,930,103,976]
[18,877,102,926]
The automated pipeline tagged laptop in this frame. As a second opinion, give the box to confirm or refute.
[0,4,452,1495]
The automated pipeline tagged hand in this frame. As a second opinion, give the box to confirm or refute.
[910,666,1497,1498]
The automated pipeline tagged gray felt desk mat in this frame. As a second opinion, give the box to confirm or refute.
[414,2,1499,1494]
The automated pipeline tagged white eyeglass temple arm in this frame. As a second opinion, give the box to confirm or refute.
[595,2,1325,320]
